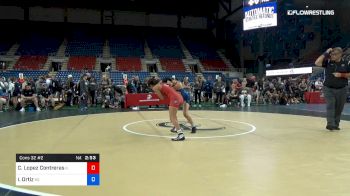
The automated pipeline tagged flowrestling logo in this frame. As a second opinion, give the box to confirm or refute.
[287,6,334,16]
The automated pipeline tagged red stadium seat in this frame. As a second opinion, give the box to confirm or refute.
[159,58,185,72]
[14,56,47,70]
[200,59,229,71]
[67,56,96,70]
[116,57,142,71]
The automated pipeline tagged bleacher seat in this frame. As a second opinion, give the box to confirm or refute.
[65,32,103,56]
[147,36,184,58]
[109,71,150,84]
[56,70,101,83]
[110,36,144,57]
[116,57,142,71]
[67,56,96,70]
[159,58,185,72]
[14,56,47,70]
[158,72,195,82]
[200,59,228,71]
[16,34,61,56]
[183,39,220,60]
[0,70,49,80]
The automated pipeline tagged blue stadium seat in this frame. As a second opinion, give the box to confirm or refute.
[109,71,151,85]
[110,36,144,57]
[16,34,61,56]
[147,36,184,58]
[56,71,101,83]
[158,72,195,82]
[65,31,103,57]
[0,70,49,80]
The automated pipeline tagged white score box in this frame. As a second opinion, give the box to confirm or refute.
[16,174,87,186]
[16,162,87,186]
[16,162,87,175]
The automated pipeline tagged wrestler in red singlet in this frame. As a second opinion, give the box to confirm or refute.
[159,84,184,109]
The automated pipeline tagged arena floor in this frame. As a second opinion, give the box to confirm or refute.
[1,104,350,196]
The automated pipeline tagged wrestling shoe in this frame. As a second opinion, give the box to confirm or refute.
[171,133,185,141]
[191,126,197,133]
[170,127,177,133]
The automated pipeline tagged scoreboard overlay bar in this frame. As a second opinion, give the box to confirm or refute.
[16,154,100,186]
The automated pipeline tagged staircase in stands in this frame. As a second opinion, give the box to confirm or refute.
[103,39,111,58]
[217,50,235,72]
[42,57,53,70]
[6,43,20,56]
[56,39,67,57]
[144,41,153,59]
[178,37,193,72]
[5,43,20,70]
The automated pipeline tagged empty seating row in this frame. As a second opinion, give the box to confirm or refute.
[56,70,101,83]
[14,56,47,70]
[147,36,184,58]
[109,37,144,57]
[65,33,104,56]
[182,39,220,60]
[0,70,49,80]
[109,71,150,84]
[67,56,96,70]
[16,35,61,56]
[200,59,228,71]
[157,72,195,82]
[159,58,185,72]
[116,57,142,71]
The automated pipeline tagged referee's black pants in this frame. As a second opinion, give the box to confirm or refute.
[323,86,348,127]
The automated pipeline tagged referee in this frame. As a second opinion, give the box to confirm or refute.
[315,47,350,131]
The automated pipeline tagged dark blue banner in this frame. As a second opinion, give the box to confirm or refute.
[243,0,276,7]
[243,1,277,13]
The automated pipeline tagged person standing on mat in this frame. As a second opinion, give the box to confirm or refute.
[148,77,185,141]
[163,78,196,134]
[315,47,350,131]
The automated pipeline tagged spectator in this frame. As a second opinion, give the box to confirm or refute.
[0,88,8,112]
[227,87,239,106]
[0,77,8,92]
[241,78,248,88]
[88,77,97,106]
[64,75,75,106]
[11,78,22,109]
[298,78,308,101]
[193,76,203,107]
[79,74,89,110]
[100,74,112,108]
[20,84,40,112]
[203,77,213,103]
[239,87,252,107]
[214,76,225,105]
[252,81,261,104]
[39,83,55,109]
[50,77,62,102]
[314,77,323,91]
[133,76,142,93]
